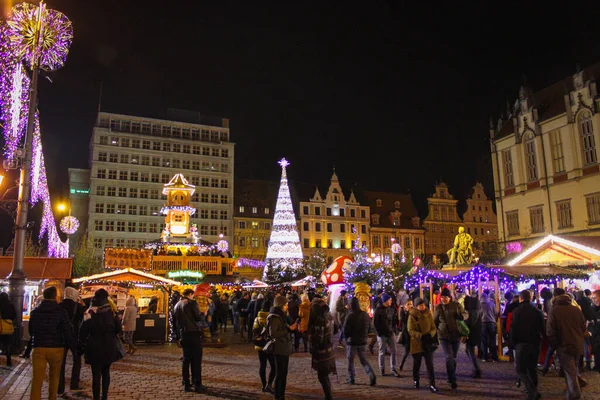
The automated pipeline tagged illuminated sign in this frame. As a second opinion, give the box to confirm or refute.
[70,188,90,195]
[167,270,205,280]
[104,248,153,270]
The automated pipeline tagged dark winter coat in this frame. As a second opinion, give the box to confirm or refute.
[464,295,482,346]
[343,309,370,346]
[547,294,586,357]
[374,304,394,337]
[308,303,336,375]
[576,295,596,321]
[236,297,250,317]
[79,305,122,365]
[174,298,206,335]
[29,300,76,351]
[58,299,85,338]
[288,298,300,322]
[433,301,468,341]
[510,301,545,347]
[407,307,436,355]
[590,305,600,350]
[268,307,293,356]
[398,307,410,346]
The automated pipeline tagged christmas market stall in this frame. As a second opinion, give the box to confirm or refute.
[72,268,180,343]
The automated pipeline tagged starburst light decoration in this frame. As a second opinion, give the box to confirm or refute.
[60,216,79,235]
[263,158,304,277]
[4,1,73,70]
[217,240,229,252]
[391,243,401,254]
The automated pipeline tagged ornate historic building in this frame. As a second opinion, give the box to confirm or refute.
[363,191,425,262]
[299,171,370,259]
[490,64,600,245]
[423,182,462,258]
[462,183,498,247]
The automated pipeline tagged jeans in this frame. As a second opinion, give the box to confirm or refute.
[258,350,275,388]
[274,354,290,400]
[399,341,410,370]
[481,322,498,360]
[346,345,375,381]
[515,343,540,400]
[233,311,240,333]
[31,347,65,400]
[90,363,111,400]
[440,339,460,383]
[122,331,135,347]
[412,351,435,385]
[377,335,397,372]
[556,348,581,400]
[465,343,481,373]
[318,369,332,400]
[58,348,82,393]
[582,336,591,366]
[543,345,555,369]
[181,331,203,385]
[239,316,247,339]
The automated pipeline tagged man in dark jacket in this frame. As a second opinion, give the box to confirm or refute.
[335,290,349,347]
[590,290,600,373]
[373,294,399,377]
[236,293,250,340]
[547,292,587,400]
[344,297,376,386]
[510,290,544,400]
[480,293,499,362]
[464,293,482,378]
[29,286,76,400]
[174,288,207,393]
[434,287,468,389]
[576,289,595,370]
[58,287,86,394]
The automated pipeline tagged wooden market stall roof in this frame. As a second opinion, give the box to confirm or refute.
[507,235,600,266]
[72,268,180,286]
[0,257,72,280]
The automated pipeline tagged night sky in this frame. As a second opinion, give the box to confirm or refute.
[27,1,600,216]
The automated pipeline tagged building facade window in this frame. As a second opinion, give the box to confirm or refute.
[586,193,600,225]
[556,200,573,229]
[506,210,519,236]
[579,111,598,165]
[529,206,544,233]
[550,130,565,173]
[524,134,538,181]
[502,150,514,187]
[303,222,309,231]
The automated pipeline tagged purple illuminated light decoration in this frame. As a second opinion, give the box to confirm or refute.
[237,258,265,269]
[0,2,73,258]
[505,241,523,254]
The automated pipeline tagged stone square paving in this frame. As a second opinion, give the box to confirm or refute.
[1,331,599,399]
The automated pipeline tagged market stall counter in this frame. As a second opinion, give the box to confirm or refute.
[134,313,168,343]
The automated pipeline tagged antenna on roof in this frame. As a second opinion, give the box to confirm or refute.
[98,81,103,113]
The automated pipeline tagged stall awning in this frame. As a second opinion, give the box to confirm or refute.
[507,235,600,266]
[0,257,72,280]
[72,268,180,286]
[244,279,269,288]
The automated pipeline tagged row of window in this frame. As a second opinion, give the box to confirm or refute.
[503,112,598,188]
[238,221,271,230]
[302,239,367,249]
[92,204,229,219]
[94,185,229,204]
[96,168,229,186]
[372,236,421,249]
[301,205,367,218]
[238,206,270,215]
[429,204,458,221]
[97,119,229,143]
[93,221,228,235]
[237,237,269,248]
[302,221,367,234]
[371,214,401,225]
[97,152,229,172]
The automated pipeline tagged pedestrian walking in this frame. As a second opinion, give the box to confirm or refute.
[398,299,413,371]
[268,295,298,400]
[510,290,545,400]
[236,292,250,340]
[174,287,208,393]
[253,300,275,393]
[590,290,600,373]
[344,297,376,386]
[434,287,468,390]
[547,289,587,400]
[335,290,349,347]
[408,297,438,393]
[246,293,258,342]
[20,295,44,359]
[58,287,86,394]
[464,293,482,378]
[297,294,311,352]
[308,298,337,400]
[122,295,138,354]
[480,293,499,361]
[29,286,76,400]
[79,289,124,400]
[374,293,399,376]
[0,292,16,367]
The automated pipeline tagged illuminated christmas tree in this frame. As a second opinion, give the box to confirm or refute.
[263,158,304,283]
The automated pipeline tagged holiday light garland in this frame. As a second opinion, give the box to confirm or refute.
[263,158,304,279]
[160,205,196,216]
[236,258,265,269]
[59,216,79,235]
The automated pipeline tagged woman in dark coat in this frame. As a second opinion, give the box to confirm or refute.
[0,292,17,367]
[79,289,123,400]
[308,298,336,400]
[464,293,482,378]
[268,296,297,400]
[398,299,413,371]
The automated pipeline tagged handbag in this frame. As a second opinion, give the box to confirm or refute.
[115,337,126,360]
[457,320,470,337]
[261,338,276,354]
[253,325,268,347]
[0,308,14,334]
[421,333,439,352]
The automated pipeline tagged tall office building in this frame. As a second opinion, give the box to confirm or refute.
[85,111,234,255]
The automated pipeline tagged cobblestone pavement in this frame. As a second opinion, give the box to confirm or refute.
[1,332,599,399]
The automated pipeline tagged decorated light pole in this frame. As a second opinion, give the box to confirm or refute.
[1,1,72,349]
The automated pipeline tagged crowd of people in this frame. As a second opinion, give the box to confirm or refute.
[1,283,600,400]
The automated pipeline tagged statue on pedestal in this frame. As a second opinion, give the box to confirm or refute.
[446,226,474,265]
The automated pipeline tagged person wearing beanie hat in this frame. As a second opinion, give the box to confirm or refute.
[373,293,399,377]
[268,292,298,400]
[434,287,468,389]
[408,296,438,392]
[58,287,86,393]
